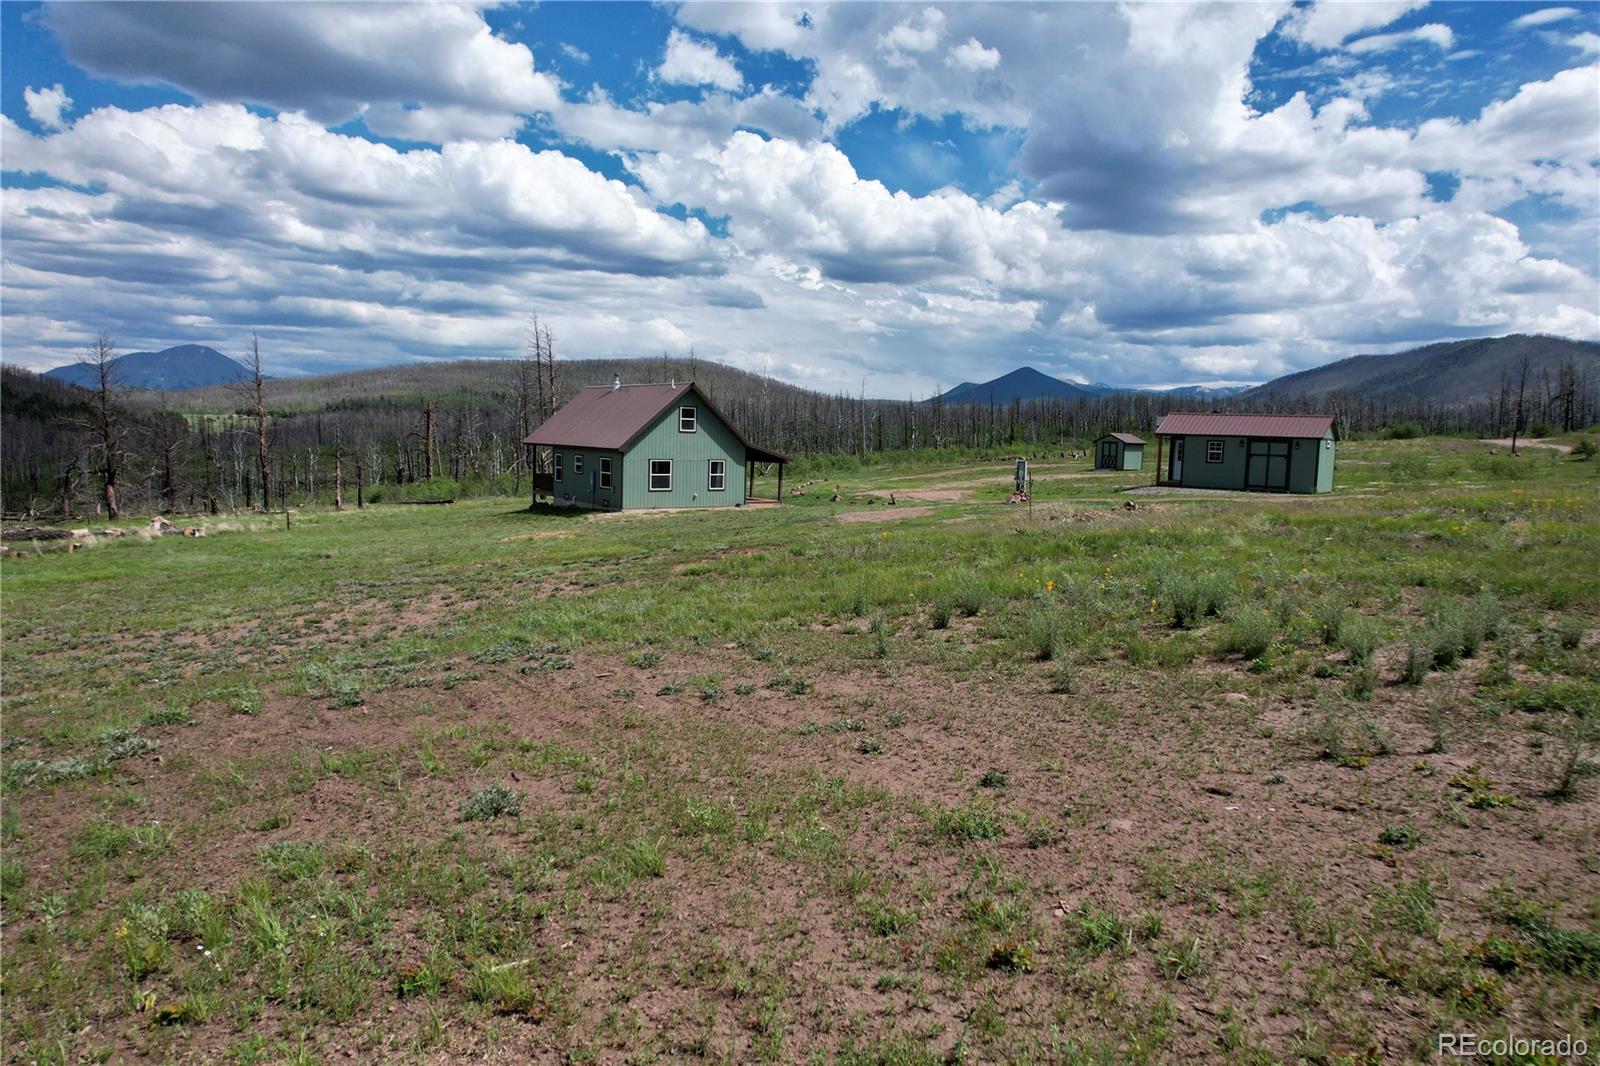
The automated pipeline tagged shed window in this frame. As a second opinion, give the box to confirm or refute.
[708,459,726,491]
[1205,440,1225,464]
[554,452,563,482]
[648,459,672,491]
[572,453,584,476]
[678,406,697,433]
[599,457,613,488]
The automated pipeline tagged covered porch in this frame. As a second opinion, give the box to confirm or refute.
[744,445,790,505]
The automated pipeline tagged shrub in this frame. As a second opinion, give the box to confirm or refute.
[1218,607,1273,660]
[1378,824,1423,850]
[1373,878,1440,938]
[1345,661,1376,702]
[1400,631,1430,684]
[869,615,891,659]
[1573,436,1598,460]
[1049,659,1077,694]
[866,903,916,937]
[461,783,521,822]
[1556,617,1586,650]
[1338,615,1383,667]
[99,727,158,762]
[1469,593,1507,645]
[986,937,1035,973]
[1546,713,1599,800]
[1023,605,1067,661]
[979,769,1010,789]
[950,572,988,617]
[1312,595,1347,646]
[468,961,539,1014]
[1425,688,1456,753]
[933,802,1003,842]
[1070,904,1131,956]
[1496,899,1600,977]
[929,598,954,630]
[1167,574,1232,629]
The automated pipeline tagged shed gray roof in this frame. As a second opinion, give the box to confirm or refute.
[1098,432,1145,445]
[1155,412,1333,438]
[523,381,788,462]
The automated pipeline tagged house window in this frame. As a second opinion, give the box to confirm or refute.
[554,452,563,481]
[573,453,584,476]
[599,457,613,488]
[649,459,672,491]
[1205,440,1225,464]
[708,459,726,491]
[679,406,697,433]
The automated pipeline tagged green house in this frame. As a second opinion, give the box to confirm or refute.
[1094,433,1145,470]
[1153,413,1335,494]
[524,379,788,510]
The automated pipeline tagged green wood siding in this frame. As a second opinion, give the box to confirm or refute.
[550,448,625,510]
[620,399,747,509]
[1315,431,1336,493]
[1166,433,1333,493]
[1095,438,1144,471]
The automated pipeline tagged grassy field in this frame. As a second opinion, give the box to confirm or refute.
[2,438,1597,1064]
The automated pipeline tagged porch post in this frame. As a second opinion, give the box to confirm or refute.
[777,462,784,504]
[1154,436,1163,486]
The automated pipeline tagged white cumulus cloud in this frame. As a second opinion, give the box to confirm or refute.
[23,83,73,130]
[41,1,559,142]
[947,37,1001,72]
[658,29,744,92]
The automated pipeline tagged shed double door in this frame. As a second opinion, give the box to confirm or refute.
[1097,441,1117,469]
[1246,439,1290,491]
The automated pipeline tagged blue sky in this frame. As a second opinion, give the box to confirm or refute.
[2,1,1596,394]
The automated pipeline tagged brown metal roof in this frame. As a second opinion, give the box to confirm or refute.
[523,381,789,462]
[1099,432,1145,445]
[1154,412,1333,439]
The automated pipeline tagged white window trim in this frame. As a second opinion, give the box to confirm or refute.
[708,459,726,491]
[678,406,697,433]
[554,451,564,482]
[599,457,613,488]
[1205,440,1225,464]
[573,453,584,476]
[648,459,672,492]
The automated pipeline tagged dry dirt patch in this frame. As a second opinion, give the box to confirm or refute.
[836,505,936,524]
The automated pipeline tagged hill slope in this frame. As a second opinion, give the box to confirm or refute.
[934,367,1101,405]
[44,344,252,390]
[1249,335,1600,406]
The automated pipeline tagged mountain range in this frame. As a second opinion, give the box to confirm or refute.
[43,344,252,390]
[1243,334,1599,406]
[32,334,1597,410]
[934,366,1249,405]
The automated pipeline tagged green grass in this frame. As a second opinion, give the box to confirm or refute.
[2,436,1597,1062]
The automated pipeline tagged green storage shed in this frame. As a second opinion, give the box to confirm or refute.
[1094,433,1145,471]
[1153,413,1335,494]
[524,378,788,510]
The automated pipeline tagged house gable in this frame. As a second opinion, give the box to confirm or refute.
[619,392,748,508]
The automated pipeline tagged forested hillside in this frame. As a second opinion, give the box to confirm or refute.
[6,333,1597,518]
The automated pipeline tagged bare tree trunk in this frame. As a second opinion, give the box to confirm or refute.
[423,401,435,480]
[82,334,123,519]
[1511,354,1532,455]
[333,434,344,511]
[236,332,272,510]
